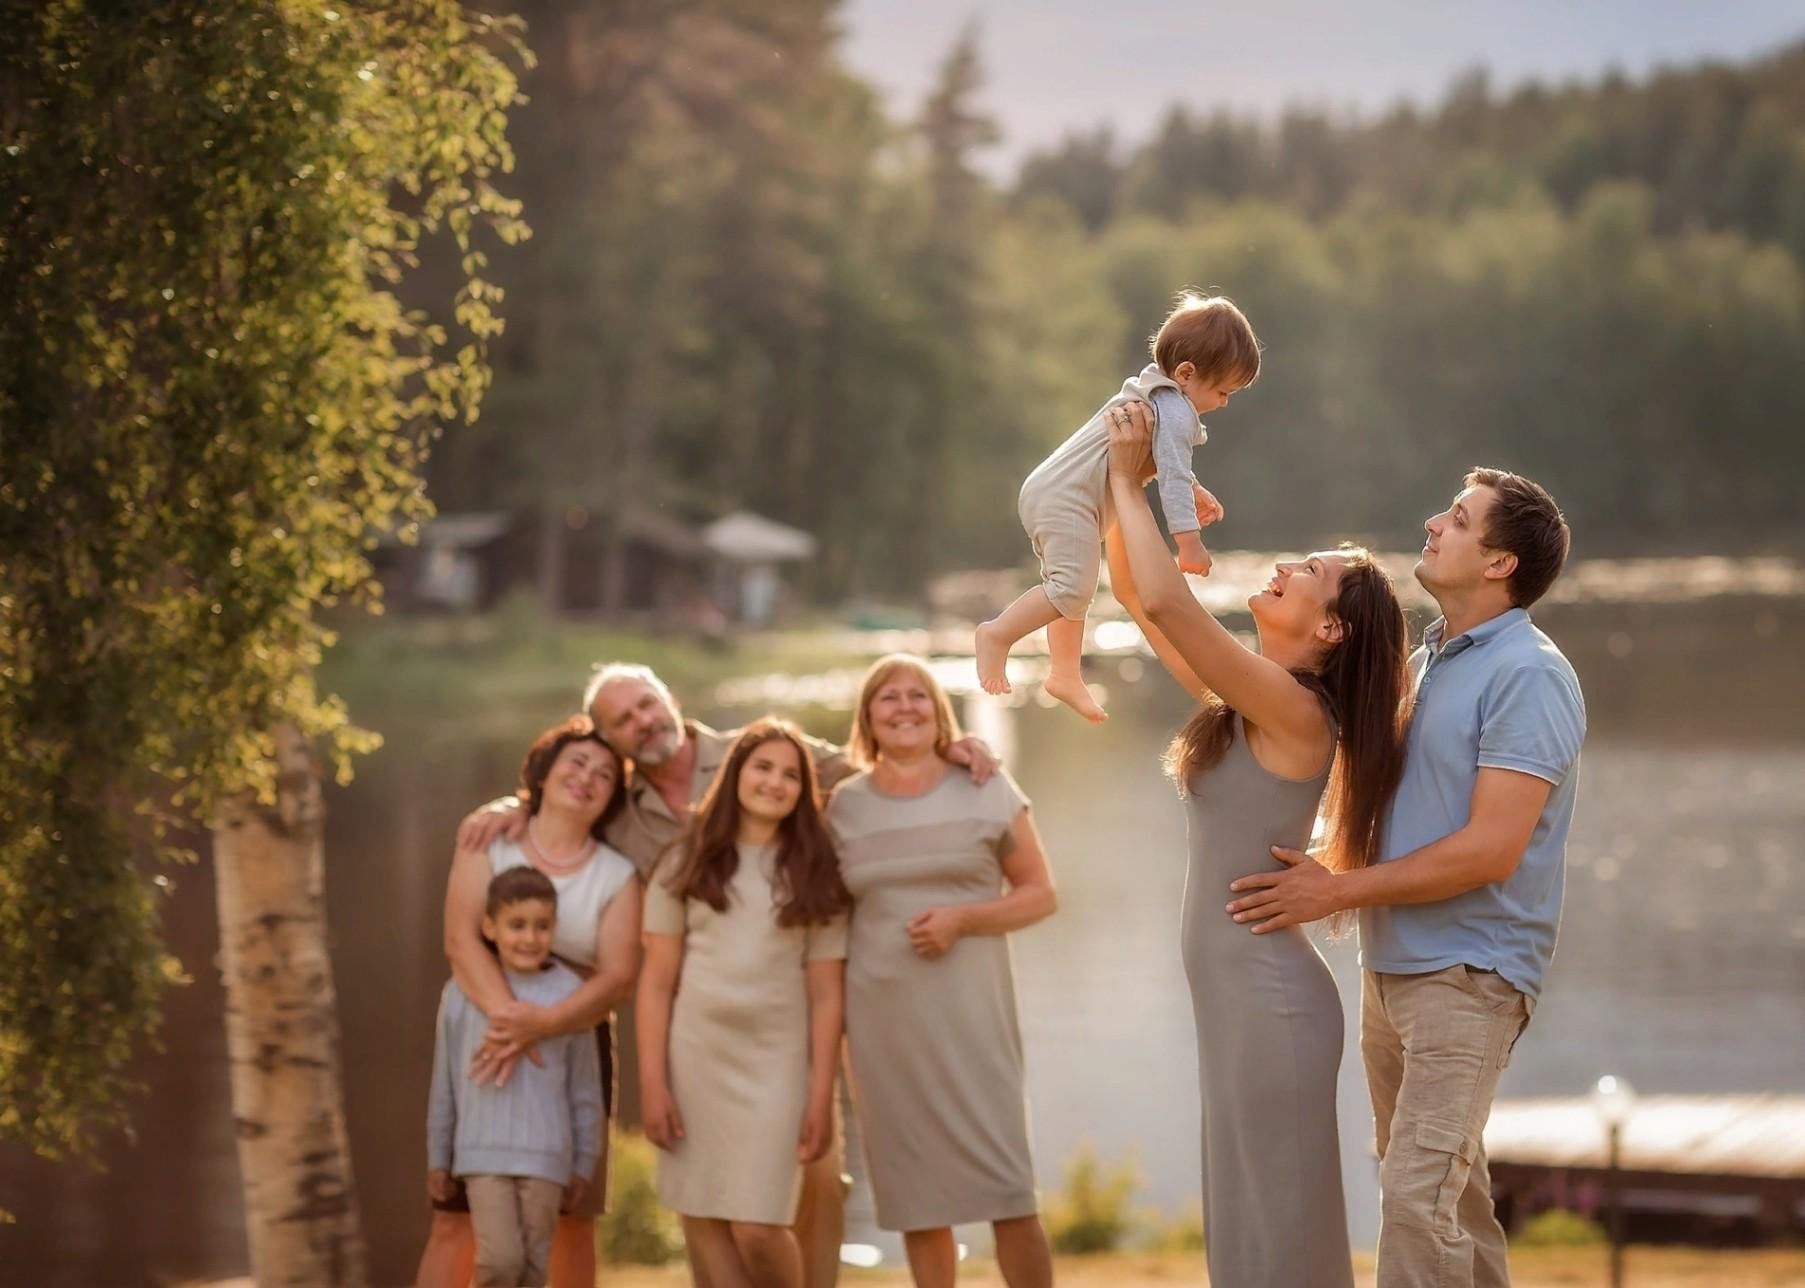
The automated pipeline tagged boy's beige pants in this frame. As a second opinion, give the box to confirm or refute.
[1362,965,1534,1288]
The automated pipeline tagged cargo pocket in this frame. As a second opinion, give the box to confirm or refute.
[1416,1121,1476,1236]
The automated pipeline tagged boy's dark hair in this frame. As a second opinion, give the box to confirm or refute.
[485,866,557,918]
[1466,466,1571,608]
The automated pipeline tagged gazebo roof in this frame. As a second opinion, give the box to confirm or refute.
[702,510,817,563]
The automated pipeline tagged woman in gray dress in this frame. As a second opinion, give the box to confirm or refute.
[1105,401,1411,1287]
[827,653,1057,1288]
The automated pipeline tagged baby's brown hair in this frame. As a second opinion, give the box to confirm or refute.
[1151,292,1261,388]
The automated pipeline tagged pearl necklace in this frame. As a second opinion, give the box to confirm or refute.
[524,817,596,873]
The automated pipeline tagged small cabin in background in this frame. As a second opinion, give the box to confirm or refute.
[702,510,818,627]
[373,505,818,627]
[372,510,512,612]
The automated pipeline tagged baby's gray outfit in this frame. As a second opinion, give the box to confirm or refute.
[1017,364,1206,619]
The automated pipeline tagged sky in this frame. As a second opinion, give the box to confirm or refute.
[838,0,1805,178]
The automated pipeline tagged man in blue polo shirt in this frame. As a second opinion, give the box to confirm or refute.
[1226,467,1585,1287]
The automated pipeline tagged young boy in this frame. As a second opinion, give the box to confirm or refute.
[976,292,1260,721]
[427,868,602,1288]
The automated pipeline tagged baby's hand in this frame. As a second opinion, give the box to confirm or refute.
[1192,481,1224,528]
[1175,530,1213,576]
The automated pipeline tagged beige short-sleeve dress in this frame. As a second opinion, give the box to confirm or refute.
[827,769,1039,1231]
[643,841,848,1225]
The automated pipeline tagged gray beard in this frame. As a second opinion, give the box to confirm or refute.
[632,725,683,768]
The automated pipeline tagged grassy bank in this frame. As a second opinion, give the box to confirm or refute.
[593,1248,1805,1286]
[319,602,875,741]
[187,1247,1805,1287]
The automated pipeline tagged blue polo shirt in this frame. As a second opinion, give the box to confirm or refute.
[1359,608,1586,999]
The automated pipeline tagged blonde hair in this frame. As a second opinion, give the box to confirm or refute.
[1151,291,1261,387]
[848,654,963,770]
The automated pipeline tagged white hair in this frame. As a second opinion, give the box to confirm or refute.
[581,661,679,720]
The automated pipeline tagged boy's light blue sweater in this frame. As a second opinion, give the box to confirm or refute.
[425,963,602,1184]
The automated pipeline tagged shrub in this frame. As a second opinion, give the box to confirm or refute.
[1045,1142,1142,1254]
[597,1130,685,1265]
[1514,1207,1607,1247]
[1144,1199,1206,1253]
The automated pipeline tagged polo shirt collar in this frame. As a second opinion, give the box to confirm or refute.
[688,721,731,790]
[1423,606,1529,658]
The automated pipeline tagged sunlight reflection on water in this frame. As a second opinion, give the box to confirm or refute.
[716,553,1805,710]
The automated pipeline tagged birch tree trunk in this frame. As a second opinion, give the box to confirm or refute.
[212,723,368,1287]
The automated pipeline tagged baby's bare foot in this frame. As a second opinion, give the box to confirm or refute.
[1044,669,1106,723]
[975,619,1013,695]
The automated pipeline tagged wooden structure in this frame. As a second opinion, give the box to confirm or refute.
[1486,1095,1805,1244]
[702,510,818,626]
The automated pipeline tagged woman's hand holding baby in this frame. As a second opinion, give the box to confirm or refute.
[1106,399,1157,482]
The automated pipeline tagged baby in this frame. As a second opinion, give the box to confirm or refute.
[976,293,1260,721]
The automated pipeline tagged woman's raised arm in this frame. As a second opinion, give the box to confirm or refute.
[1104,402,1326,746]
[1105,522,1207,698]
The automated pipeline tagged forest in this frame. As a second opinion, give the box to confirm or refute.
[424,3,1805,602]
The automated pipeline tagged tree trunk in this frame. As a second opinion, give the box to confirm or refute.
[212,723,368,1287]
[538,501,568,613]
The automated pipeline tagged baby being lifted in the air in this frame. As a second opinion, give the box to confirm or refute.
[976,292,1261,721]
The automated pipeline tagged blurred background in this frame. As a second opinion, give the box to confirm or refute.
[3,1,1804,1283]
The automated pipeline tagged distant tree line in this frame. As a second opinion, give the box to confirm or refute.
[427,8,1805,596]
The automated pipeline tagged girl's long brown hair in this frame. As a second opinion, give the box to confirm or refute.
[664,718,850,927]
[1164,547,1411,874]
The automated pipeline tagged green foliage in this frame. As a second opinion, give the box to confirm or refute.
[1045,1142,1143,1255]
[1514,1207,1608,1247]
[1019,41,1805,260]
[597,1130,684,1266]
[1017,183,1805,554]
[1144,1203,1206,1254]
[424,4,1021,599]
[0,0,525,1158]
[430,14,1805,625]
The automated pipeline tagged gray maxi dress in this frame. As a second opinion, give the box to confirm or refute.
[1183,713,1353,1288]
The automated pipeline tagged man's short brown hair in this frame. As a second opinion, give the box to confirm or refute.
[1467,466,1571,608]
[1151,292,1261,387]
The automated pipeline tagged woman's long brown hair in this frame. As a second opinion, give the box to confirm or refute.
[1164,547,1411,874]
[664,718,850,927]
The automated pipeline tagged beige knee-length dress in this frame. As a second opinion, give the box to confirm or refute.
[827,769,1039,1232]
[642,842,848,1224]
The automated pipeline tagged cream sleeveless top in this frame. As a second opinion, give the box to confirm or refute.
[488,835,637,968]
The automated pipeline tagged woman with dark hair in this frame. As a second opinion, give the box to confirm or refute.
[1104,401,1411,1288]
[637,718,850,1288]
[416,714,644,1288]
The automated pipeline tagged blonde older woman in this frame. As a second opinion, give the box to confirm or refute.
[826,655,1057,1288]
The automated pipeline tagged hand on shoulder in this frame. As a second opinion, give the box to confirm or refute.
[456,794,525,852]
